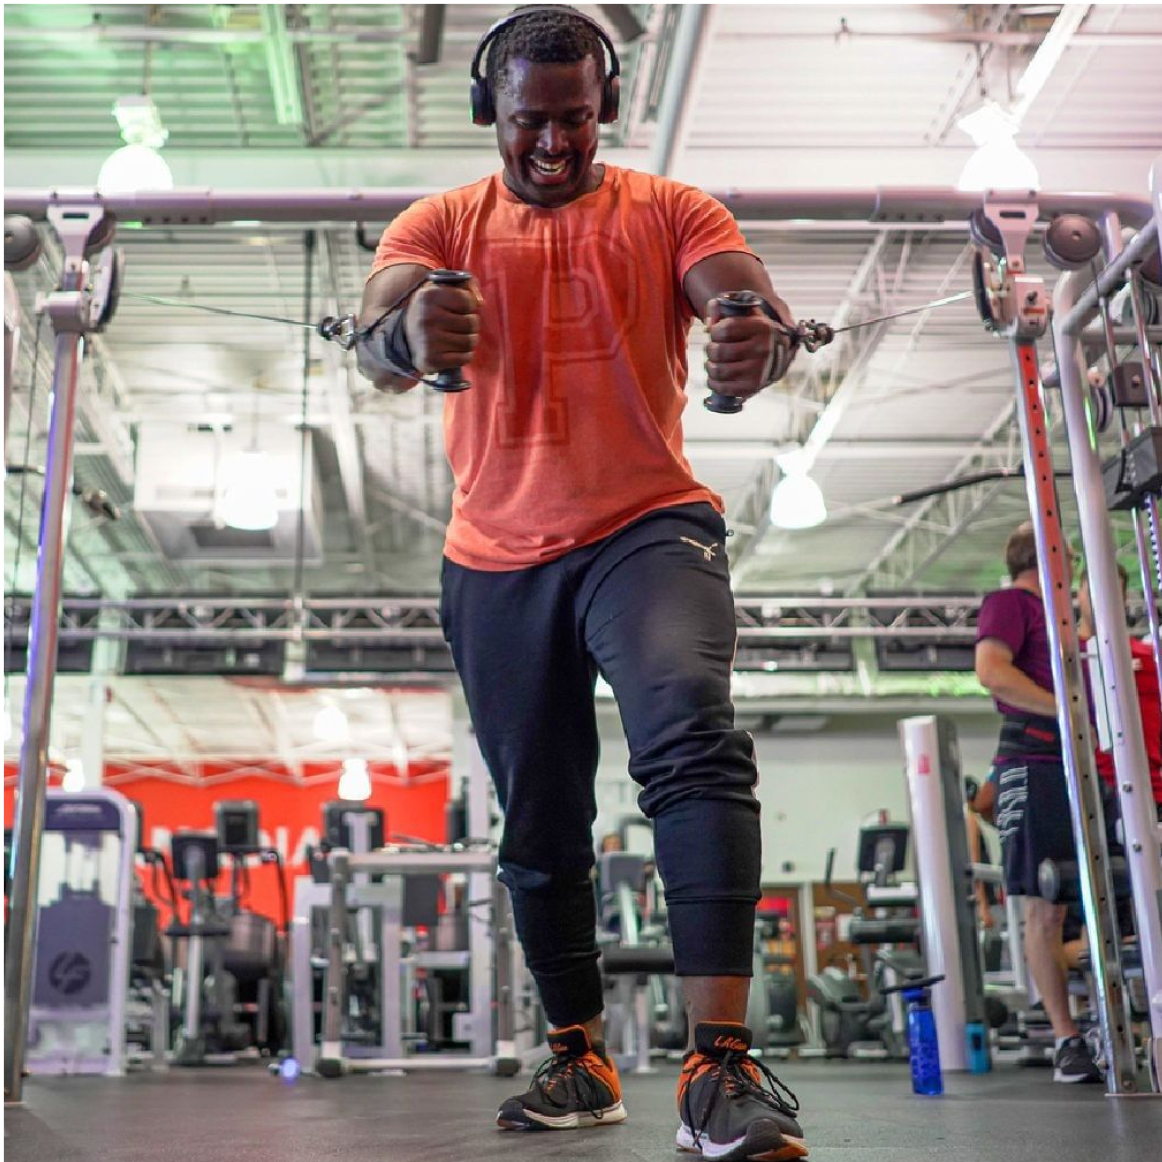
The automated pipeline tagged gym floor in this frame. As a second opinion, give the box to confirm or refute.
[6,1060,1160,1162]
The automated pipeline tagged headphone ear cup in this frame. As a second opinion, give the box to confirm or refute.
[470,79,495,126]
[600,74,620,123]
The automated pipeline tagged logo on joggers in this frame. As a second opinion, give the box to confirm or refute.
[680,536,719,561]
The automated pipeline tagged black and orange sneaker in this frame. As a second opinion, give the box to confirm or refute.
[676,1023,808,1161]
[496,1024,627,1131]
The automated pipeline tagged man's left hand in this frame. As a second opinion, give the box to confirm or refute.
[705,298,794,403]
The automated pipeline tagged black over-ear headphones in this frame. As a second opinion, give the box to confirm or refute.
[469,5,621,127]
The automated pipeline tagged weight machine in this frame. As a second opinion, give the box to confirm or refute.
[23,788,166,1076]
[308,844,523,1077]
[167,801,287,1065]
[961,173,1162,1093]
[805,822,926,1061]
[6,173,1162,1100]
[289,798,536,1077]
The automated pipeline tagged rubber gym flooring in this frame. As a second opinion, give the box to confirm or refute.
[6,1060,1161,1162]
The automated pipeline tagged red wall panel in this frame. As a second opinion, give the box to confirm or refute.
[4,759,450,928]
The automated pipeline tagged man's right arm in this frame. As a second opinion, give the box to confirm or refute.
[356,262,433,393]
[975,638,1058,718]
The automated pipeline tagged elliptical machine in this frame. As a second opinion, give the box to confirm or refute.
[167,802,288,1065]
[214,801,288,1056]
[167,831,250,1065]
[806,821,925,1059]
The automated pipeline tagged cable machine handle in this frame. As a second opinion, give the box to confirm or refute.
[704,291,763,414]
[426,269,473,393]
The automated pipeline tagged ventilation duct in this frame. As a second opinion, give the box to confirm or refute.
[133,422,322,565]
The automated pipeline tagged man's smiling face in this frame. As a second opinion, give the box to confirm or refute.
[494,56,604,209]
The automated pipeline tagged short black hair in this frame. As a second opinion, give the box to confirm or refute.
[486,6,607,97]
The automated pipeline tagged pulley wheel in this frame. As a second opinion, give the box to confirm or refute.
[83,212,117,257]
[4,215,42,272]
[1042,214,1102,271]
[1088,379,1113,434]
[968,209,1004,256]
[1140,250,1162,290]
[94,249,126,332]
[1138,288,1161,326]
[972,249,998,331]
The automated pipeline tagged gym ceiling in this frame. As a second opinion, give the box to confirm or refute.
[4,3,1162,762]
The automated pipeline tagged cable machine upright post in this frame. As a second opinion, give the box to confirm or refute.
[1092,212,1162,718]
[4,203,113,1104]
[1045,169,1162,1091]
[974,193,1139,1093]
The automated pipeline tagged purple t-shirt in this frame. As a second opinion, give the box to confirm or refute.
[976,587,1055,716]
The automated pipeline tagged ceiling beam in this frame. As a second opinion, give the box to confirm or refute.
[412,4,446,66]
[648,4,713,176]
[261,5,305,129]
[599,6,647,43]
[314,231,378,576]
[845,400,1021,594]
[689,438,994,461]
[0,24,486,46]
[723,459,778,576]
[925,5,1015,146]
[9,21,1153,49]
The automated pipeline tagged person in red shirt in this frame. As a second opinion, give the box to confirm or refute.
[1077,566,1162,816]
[356,8,805,1159]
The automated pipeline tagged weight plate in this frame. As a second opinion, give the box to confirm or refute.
[4,215,42,272]
[1042,214,1103,271]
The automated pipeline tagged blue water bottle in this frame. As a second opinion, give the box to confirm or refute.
[904,983,944,1096]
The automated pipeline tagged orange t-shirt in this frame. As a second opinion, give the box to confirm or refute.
[370,165,758,570]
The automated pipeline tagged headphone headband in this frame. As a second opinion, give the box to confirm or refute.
[469,5,621,126]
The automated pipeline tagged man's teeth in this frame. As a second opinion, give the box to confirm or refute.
[531,158,568,175]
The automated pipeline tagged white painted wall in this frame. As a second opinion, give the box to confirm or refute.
[593,710,1001,883]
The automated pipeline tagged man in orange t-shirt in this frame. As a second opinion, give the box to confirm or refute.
[356,8,805,1158]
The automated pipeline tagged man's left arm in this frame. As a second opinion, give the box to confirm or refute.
[683,252,798,406]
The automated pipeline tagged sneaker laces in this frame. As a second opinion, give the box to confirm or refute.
[531,1050,611,1118]
[681,1050,801,1146]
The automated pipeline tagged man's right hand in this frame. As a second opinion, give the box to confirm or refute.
[405,277,483,376]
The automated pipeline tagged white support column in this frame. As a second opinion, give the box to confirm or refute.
[452,687,496,1058]
[79,678,107,789]
[900,715,969,1072]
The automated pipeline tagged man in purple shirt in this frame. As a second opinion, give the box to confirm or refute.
[975,521,1102,1083]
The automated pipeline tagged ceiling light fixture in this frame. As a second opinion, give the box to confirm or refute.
[955,99,1040,192]
[217,449,281,531]
[97,95,174,194]
[954,5,1086,192]
[769,456,827,531]
[338,757,372,802]
[313,703,350,743]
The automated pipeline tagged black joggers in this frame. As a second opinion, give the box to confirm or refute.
[440,502,761,1026]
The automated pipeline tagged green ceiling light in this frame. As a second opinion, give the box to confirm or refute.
[261,5,305,128]
[97,95,173,194]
